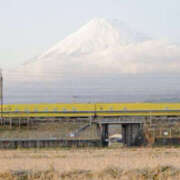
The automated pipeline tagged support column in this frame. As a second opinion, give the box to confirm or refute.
[122,124,127,145]
[122,123,141,146]
[101,124,109,147]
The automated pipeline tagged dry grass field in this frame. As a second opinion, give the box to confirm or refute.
[0,122,99,139]
[0,147,180,179]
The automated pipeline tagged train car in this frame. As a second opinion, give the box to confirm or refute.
[1,103,180,118]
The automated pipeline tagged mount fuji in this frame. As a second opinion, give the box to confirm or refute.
[4,18,180,103]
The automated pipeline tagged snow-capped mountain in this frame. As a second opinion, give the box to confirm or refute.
[4,18,180,103]
[39,18,149,58]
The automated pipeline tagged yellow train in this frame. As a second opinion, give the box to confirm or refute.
[1,103,180,118]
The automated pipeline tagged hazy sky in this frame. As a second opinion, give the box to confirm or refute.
[0,0,180,69]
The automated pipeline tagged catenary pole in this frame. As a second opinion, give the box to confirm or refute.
[0,70,3,125]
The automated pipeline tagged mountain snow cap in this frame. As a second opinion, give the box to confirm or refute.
[39,17,149,59]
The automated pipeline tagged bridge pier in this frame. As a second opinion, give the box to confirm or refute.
[101,124,109,147]
[96,124,109,146]
[122,123,141,146]
[96,121,142,147]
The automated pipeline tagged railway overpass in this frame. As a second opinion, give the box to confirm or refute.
[1,103,180,146]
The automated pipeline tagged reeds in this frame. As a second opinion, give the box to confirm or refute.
[0,166,180,180]
[0,147,180,179]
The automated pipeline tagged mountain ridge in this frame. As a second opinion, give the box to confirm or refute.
[24,18,150,65]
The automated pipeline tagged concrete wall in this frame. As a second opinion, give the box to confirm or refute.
[0,139,101,149]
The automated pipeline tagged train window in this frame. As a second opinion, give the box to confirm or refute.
[63,108,66,111]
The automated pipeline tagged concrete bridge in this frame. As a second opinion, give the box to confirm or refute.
[94,117,144,146]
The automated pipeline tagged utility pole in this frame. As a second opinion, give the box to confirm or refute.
[0,70,3,126]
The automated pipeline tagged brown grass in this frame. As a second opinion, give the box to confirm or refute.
[1,166,180,180]
[0,147,180,179]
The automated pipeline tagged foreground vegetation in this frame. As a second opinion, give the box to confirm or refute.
[1,165,180,180]
[0,147,180,179]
